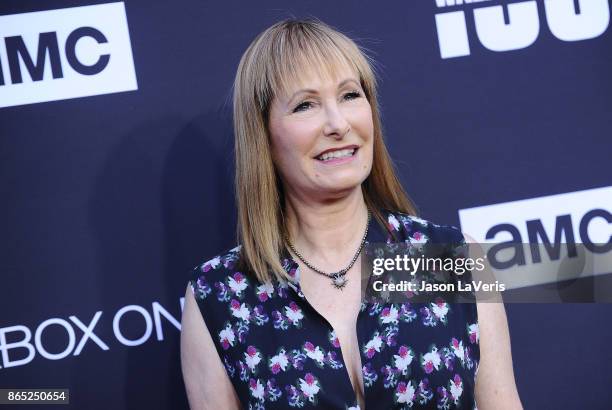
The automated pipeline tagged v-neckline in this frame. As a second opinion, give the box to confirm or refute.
[280,209,393,408]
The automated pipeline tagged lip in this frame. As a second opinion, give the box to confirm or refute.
[313,144,360,159]
[314,146,359,166]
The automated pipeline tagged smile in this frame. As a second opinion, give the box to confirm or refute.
[315,146,358,163]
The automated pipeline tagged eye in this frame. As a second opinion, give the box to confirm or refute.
[293,101,313,113]
[343,90,362,100]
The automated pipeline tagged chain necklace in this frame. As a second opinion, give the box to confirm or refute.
[285,209,371,290]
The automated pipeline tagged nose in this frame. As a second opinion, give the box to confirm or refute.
[322,100,350,139]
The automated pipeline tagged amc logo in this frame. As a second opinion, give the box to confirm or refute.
[435,0,610,58]
[458,186,612,288]
[0,2,137,108]
[1,27,111,85]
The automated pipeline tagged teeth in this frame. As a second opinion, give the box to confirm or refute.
[317,148,356,161]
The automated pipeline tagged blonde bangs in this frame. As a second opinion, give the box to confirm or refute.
[232,18,417,285]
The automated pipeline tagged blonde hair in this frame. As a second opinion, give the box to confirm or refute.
[233,18,417,284]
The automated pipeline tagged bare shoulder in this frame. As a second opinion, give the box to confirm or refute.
[462,232,523,410]
[180,248,241,409]
[181,285,242,409]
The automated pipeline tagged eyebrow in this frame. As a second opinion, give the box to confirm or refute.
[287,78,360,105]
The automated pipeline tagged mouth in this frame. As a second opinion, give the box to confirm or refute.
[314,146,359,162]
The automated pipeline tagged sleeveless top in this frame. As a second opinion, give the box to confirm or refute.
[187,209,480,410]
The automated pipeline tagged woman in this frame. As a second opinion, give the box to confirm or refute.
[181,18,522,410]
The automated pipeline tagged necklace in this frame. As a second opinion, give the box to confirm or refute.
[285,209,371,290]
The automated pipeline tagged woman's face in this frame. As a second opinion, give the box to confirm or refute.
[268,66,374,200]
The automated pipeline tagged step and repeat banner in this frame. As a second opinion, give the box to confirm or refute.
[1,1,610,409]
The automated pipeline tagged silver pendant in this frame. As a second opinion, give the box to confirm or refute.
[332,274,348,290]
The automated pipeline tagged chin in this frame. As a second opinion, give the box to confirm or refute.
[322,175,368,194]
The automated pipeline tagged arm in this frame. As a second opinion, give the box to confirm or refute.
[181,285,242,410]
[463,233,523,410]
[474,301,523,409]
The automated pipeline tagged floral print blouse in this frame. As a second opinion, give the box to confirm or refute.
[188,209,480,409]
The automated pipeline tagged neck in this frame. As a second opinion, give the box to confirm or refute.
[284,185,369,269]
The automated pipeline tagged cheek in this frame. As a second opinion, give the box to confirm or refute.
[348,105,374,137]
[277,124,318,158]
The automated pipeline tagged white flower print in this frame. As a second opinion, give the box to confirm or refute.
[409,215,429,226]
[468,323,480,344]
[244,346,262,372]
[451,338,465,364]
[431,301,449,320]
[393,345,414,375]
[230,300,251,321]
[409,230,429,245]
[193,213,481,409]
[249,378,265,401]
[364,332,384,359]
[380,305,400,324]
[395,380,416,406]
[219,323,235,350]
[388,214,400,231]
[256,282,275,301]
[449,374,463,404]
[202,255,221,272]
[269,349,289,374]
[228,273,248,294]
[285,302,304,325]
[299,373,321,402]
[303,342,326,366]
[422,346,442,373]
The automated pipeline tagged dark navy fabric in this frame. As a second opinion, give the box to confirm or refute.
[188,209,480,409]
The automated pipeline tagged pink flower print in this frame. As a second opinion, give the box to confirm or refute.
[218,323,235,350]
[421,346,441,374]
[431,299,449,324]
[450,338,465,364]
[256,282,275,302]
[393,345,414,375]
[228,272,248,296]
[451,338,460,349]
[380,305,399,324]
[388,214,400,231]
[449,374,463,404]
[299,373,321,402]
[303,341,325,366]
[269,348,289,374]
[395,381,416,407]
[409,230,428,247]
[202,256,221,272]
[249,378,265,401]
[244,345,262,372]
[328,330,341,348]
[468,323,479,344]
[284,302,304,326]
[229,299,251,321]
[363,332,384,359]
